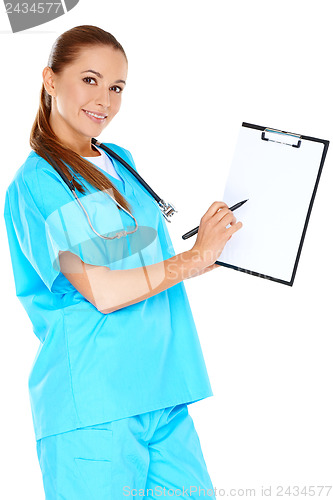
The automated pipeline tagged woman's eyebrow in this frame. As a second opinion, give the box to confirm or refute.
[80,69,126,85]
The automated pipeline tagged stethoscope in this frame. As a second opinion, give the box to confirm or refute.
[44,138,177,240]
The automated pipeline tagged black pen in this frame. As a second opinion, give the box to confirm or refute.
[182,199,248,240]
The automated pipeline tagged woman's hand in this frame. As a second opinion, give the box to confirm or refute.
[191,201,243,268]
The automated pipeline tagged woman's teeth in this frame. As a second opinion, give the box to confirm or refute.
[83,110,106,120]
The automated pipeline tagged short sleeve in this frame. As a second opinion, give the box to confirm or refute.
[4,155,132,293]
[4,173,64,292]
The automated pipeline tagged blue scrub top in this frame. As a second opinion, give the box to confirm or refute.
[3,142,213,442]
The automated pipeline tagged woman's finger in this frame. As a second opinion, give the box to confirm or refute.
[202,201,229,221]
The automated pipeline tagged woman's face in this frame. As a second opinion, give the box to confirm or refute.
[43,45,128,151]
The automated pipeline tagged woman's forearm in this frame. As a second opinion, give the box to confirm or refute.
[59,248,210,314]
[91,248,210,313]
[59,200,242,314]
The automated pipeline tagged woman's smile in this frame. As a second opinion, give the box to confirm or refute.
[82,108,108,123]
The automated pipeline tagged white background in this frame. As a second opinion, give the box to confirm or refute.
[0,0,332,498]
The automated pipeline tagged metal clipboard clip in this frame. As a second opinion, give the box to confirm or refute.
[261,127,302,148]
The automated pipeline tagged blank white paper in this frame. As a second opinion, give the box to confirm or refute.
[218,125,324,283]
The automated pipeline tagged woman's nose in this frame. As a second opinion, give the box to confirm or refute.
[96,87,111,108]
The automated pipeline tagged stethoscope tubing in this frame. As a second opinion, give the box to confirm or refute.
[43,139,176,240]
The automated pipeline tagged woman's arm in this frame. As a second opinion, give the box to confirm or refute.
[59,248,209,314]
[59,201,242,314]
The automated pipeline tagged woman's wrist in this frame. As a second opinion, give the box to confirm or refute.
[175,248,210,280]
[183,249,221,279]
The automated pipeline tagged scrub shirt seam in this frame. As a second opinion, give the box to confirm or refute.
[33,156,79,216]
[61,306,82,426]
[34,158,46,215]
[21,158,60,291]
[34,158,63,291]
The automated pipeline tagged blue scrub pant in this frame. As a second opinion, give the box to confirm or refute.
[36,403,216,499]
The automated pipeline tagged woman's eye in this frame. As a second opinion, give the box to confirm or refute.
[82,77,96,85]
[82,78,123,93]
[111,86,123,93]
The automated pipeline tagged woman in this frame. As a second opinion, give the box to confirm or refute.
[4,25,242,499]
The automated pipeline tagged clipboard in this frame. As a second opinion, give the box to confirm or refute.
[216,122,329,286]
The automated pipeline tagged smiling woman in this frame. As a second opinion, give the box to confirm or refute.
[3,23,242,500]
[43,44,128,156]
[28,25,132,213]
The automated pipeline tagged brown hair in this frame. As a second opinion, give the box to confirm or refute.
[30,24,132,214]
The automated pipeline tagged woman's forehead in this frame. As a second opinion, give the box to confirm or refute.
[77,45,127,64]
[69,46,128,75]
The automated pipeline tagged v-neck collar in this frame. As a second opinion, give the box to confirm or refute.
[91,150,133,197]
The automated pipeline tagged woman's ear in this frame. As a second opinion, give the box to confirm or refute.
[42,66,56,97]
